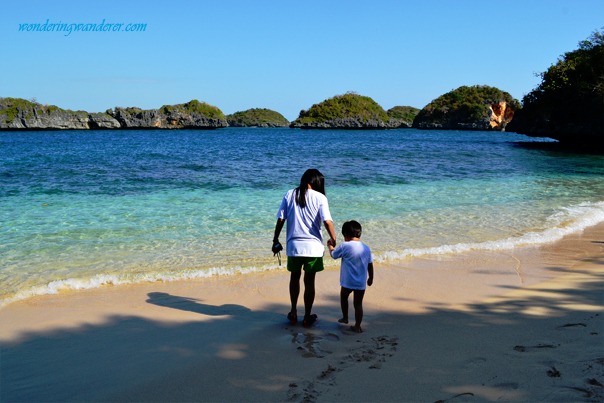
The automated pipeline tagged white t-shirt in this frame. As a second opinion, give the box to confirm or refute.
[276,188,332,257]
[331,240,373,290]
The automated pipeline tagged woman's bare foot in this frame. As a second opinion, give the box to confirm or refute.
[338,318,349,324]
[350,325,363,333]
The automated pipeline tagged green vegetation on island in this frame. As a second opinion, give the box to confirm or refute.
[413,85,520,131]
[160,99,226,121]
[508,29,604,150]
[387,106,420,127]
[0,97,88,124]
[0,98,227,130]
[0,97,112,129]
[5,27,602,146]
[107,99,228,129]
[290,92,393,129]
[0,97,38,124]
[227,108,289,127]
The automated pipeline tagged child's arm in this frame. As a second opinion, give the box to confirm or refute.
[367,262,374,286]
[328,241,335,257]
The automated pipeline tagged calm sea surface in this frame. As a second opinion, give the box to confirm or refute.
[1,128,603,306]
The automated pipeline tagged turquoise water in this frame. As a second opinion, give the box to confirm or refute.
[1,128,603,306]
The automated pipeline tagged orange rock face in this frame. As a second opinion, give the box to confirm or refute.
[489,101,515,129]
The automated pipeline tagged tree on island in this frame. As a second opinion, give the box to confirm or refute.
[508,29,604,151]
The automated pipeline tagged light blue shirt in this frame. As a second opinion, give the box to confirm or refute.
[331,240,373,290]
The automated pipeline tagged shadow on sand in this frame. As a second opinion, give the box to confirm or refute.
[1,266,603,402]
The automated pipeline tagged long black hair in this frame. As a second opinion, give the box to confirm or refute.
[295,169,326,208]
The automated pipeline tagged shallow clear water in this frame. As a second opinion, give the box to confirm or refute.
[1,128,603,306]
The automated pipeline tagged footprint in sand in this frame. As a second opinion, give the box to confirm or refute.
[574,359,604,400]
[513,343,559,352]
[286,335,399,402]
[557,313,600,334]
[344,335,398,369]
[546,366,561,378]
[287,365,341,402]
[286,381,316,402]
[464,357,487,367]
[434,392,475,403]
[557,322,587,329]
[291,332,333,358]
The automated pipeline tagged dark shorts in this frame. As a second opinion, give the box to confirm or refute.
[287,256,324,273]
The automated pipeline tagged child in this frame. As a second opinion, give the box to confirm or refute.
[328,220,374,333]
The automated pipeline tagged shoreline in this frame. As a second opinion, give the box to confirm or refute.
[3,200,603,310]
[1,223,602,401]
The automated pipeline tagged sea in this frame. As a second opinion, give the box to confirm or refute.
[1,128,603,308]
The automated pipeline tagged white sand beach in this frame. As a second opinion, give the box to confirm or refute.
[1,224,602,402]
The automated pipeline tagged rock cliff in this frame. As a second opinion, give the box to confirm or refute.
[488,101,515,129]
[0,98,227,130]
[0,98,120,130]
[100,100,227,129]
[292,117,396,129]
[161,101,228,129]
[107,107,161,128]
[88,112,122,129]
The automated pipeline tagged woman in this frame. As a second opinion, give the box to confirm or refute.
[272,169,337,327]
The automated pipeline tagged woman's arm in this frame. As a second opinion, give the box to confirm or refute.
[273,218,285,246]
[324,220,337,248]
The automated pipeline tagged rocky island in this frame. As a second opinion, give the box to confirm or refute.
[290,93,402,129]
[108,100,227,129]
[0,98,120,130]
[2,29,601,151]
[0,98,227,130]
[413,85,520,131]
[226,108,289,127]
[387,106,420,128]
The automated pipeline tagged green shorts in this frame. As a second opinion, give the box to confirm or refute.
[287,256,324,273]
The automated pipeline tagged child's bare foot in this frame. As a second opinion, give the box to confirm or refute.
[338,318,349,324]
[350,325,363,333]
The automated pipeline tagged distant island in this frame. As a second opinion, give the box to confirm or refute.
[289,92,416,129]
[0,98,227,130]
[227,108,289,127]
[0,30,601,150]
[413,85,520,131]
[387,106,420,128]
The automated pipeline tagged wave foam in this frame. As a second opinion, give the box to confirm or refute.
[0,264,280,309]
[2,201,603,309]
[377,201,604,261]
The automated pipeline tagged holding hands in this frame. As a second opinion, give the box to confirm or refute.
[327,238,336,251]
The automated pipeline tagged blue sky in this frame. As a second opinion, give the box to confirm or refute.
[2,1,602,121]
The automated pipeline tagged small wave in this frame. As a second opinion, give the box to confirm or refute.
[377,201,604,261]
[0,263,281,309]
[2,201,603,309]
